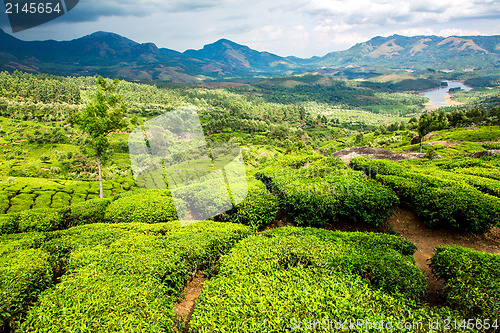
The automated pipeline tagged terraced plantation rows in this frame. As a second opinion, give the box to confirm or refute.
[0,177,135,214]
[0,72,499,332]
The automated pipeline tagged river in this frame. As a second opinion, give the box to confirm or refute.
[421,80,472,109]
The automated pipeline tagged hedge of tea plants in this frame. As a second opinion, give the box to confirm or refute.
[215,177,279,229]
[0,188,187,235]
[104,189,185,223]
[1,221,251,331]
[0,176,134,214]
[0,232,51,330]
[256,153,399,227]
[350,156,500,233]
[190,227,459,332]
[430,245,500,321]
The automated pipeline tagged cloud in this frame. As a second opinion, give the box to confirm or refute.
[1,0,499,58]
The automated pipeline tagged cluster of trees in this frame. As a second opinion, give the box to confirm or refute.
[0,71,81,104]
[0,98,79,122]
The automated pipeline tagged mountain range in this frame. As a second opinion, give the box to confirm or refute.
[0,28,499,82]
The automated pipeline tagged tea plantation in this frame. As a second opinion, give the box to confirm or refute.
[0,72,500,332]
[351,155,500,233]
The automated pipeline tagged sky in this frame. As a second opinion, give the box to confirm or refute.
[1,0,500,58]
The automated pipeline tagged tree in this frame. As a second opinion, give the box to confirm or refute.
[417,114,434,153]
[417,111,449,153]
[74,77,126,198]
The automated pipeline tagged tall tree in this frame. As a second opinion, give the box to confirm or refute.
[74,77,126,198]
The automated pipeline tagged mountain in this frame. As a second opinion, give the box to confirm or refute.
[184,39,300,75]
[315,34,500,70]
[0,29,500,81]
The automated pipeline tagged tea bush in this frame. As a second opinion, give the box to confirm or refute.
[104,189,185,223]
[63,198,111,226]
[17,208,66,233]
[431,245,500,320]
[0,177,134,215]
[257,153,398,227]
[19,221,251,332]
[0,232,51,330]
[351,157,500,233]
[215,177,279,229]
[190,227,457,333]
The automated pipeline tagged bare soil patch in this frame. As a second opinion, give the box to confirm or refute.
[174,271,207,333]
[387,206,500,304]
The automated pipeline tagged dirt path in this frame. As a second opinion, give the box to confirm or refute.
[387,207,500,303]
[174,271,207,332]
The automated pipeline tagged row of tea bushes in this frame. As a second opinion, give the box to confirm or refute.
[190,227,458,332]
[256,153,399,227]
[350,157,500,233]
[0,232,51,330]
[0,176,135,214]
[0,189,184,235]
[214,177,279,229]
[2,221,251,331]
[431,245,500,321]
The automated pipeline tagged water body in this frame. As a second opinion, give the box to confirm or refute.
[421,81,472,109]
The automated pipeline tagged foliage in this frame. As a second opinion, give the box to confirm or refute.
[104,189,185,224]
[16,208,66,233]
[351,157,500,233]
[215,177,279,229]
[18,221,251,332]
[257,153,399,227]
[0,232,52,330]
[0,71,81,104]
[63,198,111,226]
[190,227,457,333]
[431,245,500,321]
[73,77,127,198]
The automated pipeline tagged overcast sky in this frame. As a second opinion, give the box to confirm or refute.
[1,0,500,58]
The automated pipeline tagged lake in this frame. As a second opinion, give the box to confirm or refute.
[421,80,472,109]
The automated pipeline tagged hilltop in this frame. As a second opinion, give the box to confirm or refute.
[1,29,500,81]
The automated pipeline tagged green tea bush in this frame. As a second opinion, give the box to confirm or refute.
[215,178,279,229]
[20,221,251,332]
[257,154,398,227]
[0,214,18,235]
[17,208,66,233]
[190,227,456,333]
[63,198,111,226]
[50,191,71,208]
[0,233,52,331]
[104,189,185,223]
[0,192,9,213]
[431,245,500,320]
[351,157,500,233]
[8,193,35,213]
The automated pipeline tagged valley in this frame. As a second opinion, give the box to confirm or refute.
[0,43,499,332]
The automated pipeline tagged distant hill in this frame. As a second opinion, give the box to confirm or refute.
[315,34,500,70]
[0,29,499,81]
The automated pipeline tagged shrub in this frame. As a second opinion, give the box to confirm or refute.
[190,227,456,333]
[215,178,279,229]
[104,189,185,224]
[63,198,111,226]
[257,154,398,227]
[430,245,500,320]
[351,157,500,233]
[20,267,176,332]
[0,234,52,331]
[19,221,251,332]
[17,208,66,233]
